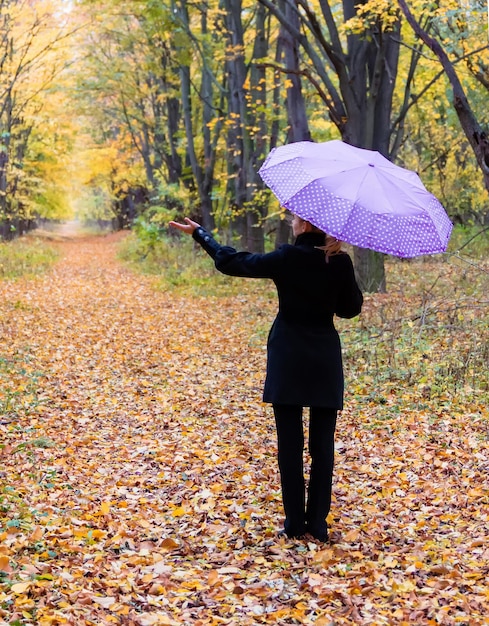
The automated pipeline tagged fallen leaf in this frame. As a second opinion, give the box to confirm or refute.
[11,582,31,594]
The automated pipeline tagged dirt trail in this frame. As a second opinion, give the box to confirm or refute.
[1,234,198,498]
[2,235,489,625]
[1,233,265,494]
[0,235,276,625]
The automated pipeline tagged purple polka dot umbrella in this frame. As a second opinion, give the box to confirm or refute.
[258,140,453,258]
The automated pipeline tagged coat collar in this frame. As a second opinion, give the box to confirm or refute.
[294,232,326,247]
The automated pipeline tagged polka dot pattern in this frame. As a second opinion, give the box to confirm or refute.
[259,141,453,257]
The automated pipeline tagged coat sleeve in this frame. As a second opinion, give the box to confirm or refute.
[334,254,364,319]
[192,226,282,278]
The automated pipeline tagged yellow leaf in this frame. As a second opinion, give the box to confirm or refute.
[11,582,31,594]
[313,548,334,564]
[392,579,416,593]
[115,605,130,616]
[99,501,111,515]
[315,619,335,626]
[172,506,186,517]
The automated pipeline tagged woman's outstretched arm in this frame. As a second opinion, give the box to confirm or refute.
[170,218,222,258]
[170,217,282,278]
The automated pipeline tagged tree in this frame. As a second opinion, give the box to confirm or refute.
[76,6,170,193]
[0,0,76,238]
[398,0,489,194]
[255,0,423,290]
[173,0,222,231]
[61,0,489,285]
[172,0,274,247]
[220,0,271,251]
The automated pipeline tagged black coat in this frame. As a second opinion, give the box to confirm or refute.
[193,228,363,409]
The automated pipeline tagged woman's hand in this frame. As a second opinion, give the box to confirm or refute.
[169,217,201,235]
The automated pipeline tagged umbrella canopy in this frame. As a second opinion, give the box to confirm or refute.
[258,140,453,258]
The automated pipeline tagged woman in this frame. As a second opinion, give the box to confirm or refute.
[169,215,363,542]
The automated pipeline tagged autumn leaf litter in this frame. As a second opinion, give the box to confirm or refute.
[1,233,488,625]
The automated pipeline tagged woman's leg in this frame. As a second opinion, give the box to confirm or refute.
[306,407,337,540]
[272,404,306,537]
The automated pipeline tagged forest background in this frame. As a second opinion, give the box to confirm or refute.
[0,0,489,291]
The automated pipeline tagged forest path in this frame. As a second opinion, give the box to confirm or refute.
[0,234,276,625]
[1,235,488,625]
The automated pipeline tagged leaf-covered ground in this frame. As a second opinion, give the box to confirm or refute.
[1,233,488,625]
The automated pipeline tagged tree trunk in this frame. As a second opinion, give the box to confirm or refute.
[244,3,269,253]
[157,49,183,185]
[222,0,248,244]
[258,0,394,289]
[275,217,292,248]
[280,0,311,143]
[176,0,215,230]
[0,90,12,224]
[270,0,311,247]
[224,0,272,252]
[354,248,386,293]
[342,11,401,291]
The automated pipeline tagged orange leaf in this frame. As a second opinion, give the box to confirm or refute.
[0,555,12,573]
[343,528,361,542]
[29,526,44,542]
[207,569,220,586]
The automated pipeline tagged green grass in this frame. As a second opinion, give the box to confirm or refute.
[0,352,44,423]
[446,223,489,258]
[118,231,258,297]
[342,224,489,403]
[119,223,489,295]
[0,237,59,279]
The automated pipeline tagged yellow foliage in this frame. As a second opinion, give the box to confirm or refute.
[342,0,399,34]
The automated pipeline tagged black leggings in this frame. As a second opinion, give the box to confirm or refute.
[273,404,337,537]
